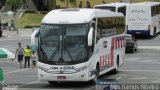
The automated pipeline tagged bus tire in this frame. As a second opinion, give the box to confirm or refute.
[111,56,119,74]
[154,27,156,36]
[95,64,100,79]
[89,63,100,83]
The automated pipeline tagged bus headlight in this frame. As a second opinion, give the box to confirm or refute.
[75,65,88,72]
[38,66,49,72]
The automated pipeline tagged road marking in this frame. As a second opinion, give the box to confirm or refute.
[138,46,160,50]
[120,70,160,72]
[152,80,160,83]
[126,58,140,61]
[130,77,147,80]
[19,81,40,87]
[0,60,11,63]
[121,74,146,78]
[120,74,160,81]
[116,77,122,80]
[126,59,160,64]
[4,68,30,75]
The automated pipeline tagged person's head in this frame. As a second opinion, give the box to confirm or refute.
[18,42,21,47]
[32,51,35,54]
[102,1,106,4]
[26,45,30,49]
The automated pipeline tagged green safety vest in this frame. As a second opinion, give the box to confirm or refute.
[0,68,4,81]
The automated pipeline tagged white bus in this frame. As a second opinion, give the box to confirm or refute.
[94,2,128,16]
[126,2,160,36]
[31,9,125,84]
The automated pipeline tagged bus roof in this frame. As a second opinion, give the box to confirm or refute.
[94,2,128,8]
[129,2,160,7]
[41,8,123,24]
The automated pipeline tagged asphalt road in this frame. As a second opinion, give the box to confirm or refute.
[0,31,160,90]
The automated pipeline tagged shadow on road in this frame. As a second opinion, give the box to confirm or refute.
[134,32,160,40]
[19,81,96,90]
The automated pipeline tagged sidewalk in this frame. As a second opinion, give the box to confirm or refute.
[2,29,34,38]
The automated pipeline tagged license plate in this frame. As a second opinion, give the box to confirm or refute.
[57,76,66,79]
[136,32,140,34]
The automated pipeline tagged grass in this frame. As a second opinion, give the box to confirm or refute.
[16,12,46,28]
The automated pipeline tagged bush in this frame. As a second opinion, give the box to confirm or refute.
[24,25,40,28]
[25,10,37,13]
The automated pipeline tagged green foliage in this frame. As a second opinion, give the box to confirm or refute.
[60,0,76,4]
[7,0,23,5]
[16,12,45,28]
[69,0,76,4]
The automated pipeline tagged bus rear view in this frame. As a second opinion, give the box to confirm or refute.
[126,2,160,36]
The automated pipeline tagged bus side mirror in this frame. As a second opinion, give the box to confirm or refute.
[31,28,40,52]
[88,28,93,46]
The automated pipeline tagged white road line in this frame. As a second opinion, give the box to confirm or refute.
[0,60,11,63]
[130,77,147,80]
[126,58,140,61]
[116,77,122,80]
[19,81,40,87]
[126,59,160,64]
[138,46,160,50]
[4,68,30,75]
[152,80,160,83]
[120,70,160,72]
[120,74,160,80]
[121,74,146,78]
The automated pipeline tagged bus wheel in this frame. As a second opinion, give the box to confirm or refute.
[48,81,57,85]
[111,56,119,74]
[95,64,100,80]
[154,27,156,36]
[89,64,100,84]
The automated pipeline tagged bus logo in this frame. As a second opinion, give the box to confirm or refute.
[131,10,146,13]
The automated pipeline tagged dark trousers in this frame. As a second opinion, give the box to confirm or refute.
[24,56,30,68]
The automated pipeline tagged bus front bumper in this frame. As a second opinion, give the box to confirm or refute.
[38,69,92,82]
[127,30,150,36]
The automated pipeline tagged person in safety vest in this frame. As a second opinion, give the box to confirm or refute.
[24,45,31,68]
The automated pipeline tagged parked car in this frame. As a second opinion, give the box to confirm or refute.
[125,34,137,53]
[0,23,3,37]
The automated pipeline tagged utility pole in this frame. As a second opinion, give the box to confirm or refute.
[0,0,2,22]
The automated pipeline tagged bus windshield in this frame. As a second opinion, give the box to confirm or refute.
[95,6,116,12]
[39,24,88,65]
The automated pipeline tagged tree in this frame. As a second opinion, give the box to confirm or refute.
[33,0,56,11]
[43,0,56,10]
[60,0,77,8]
[6,0,23,33]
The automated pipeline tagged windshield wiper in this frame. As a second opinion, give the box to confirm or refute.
[49,47,58,61]
[64,46,74,61]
